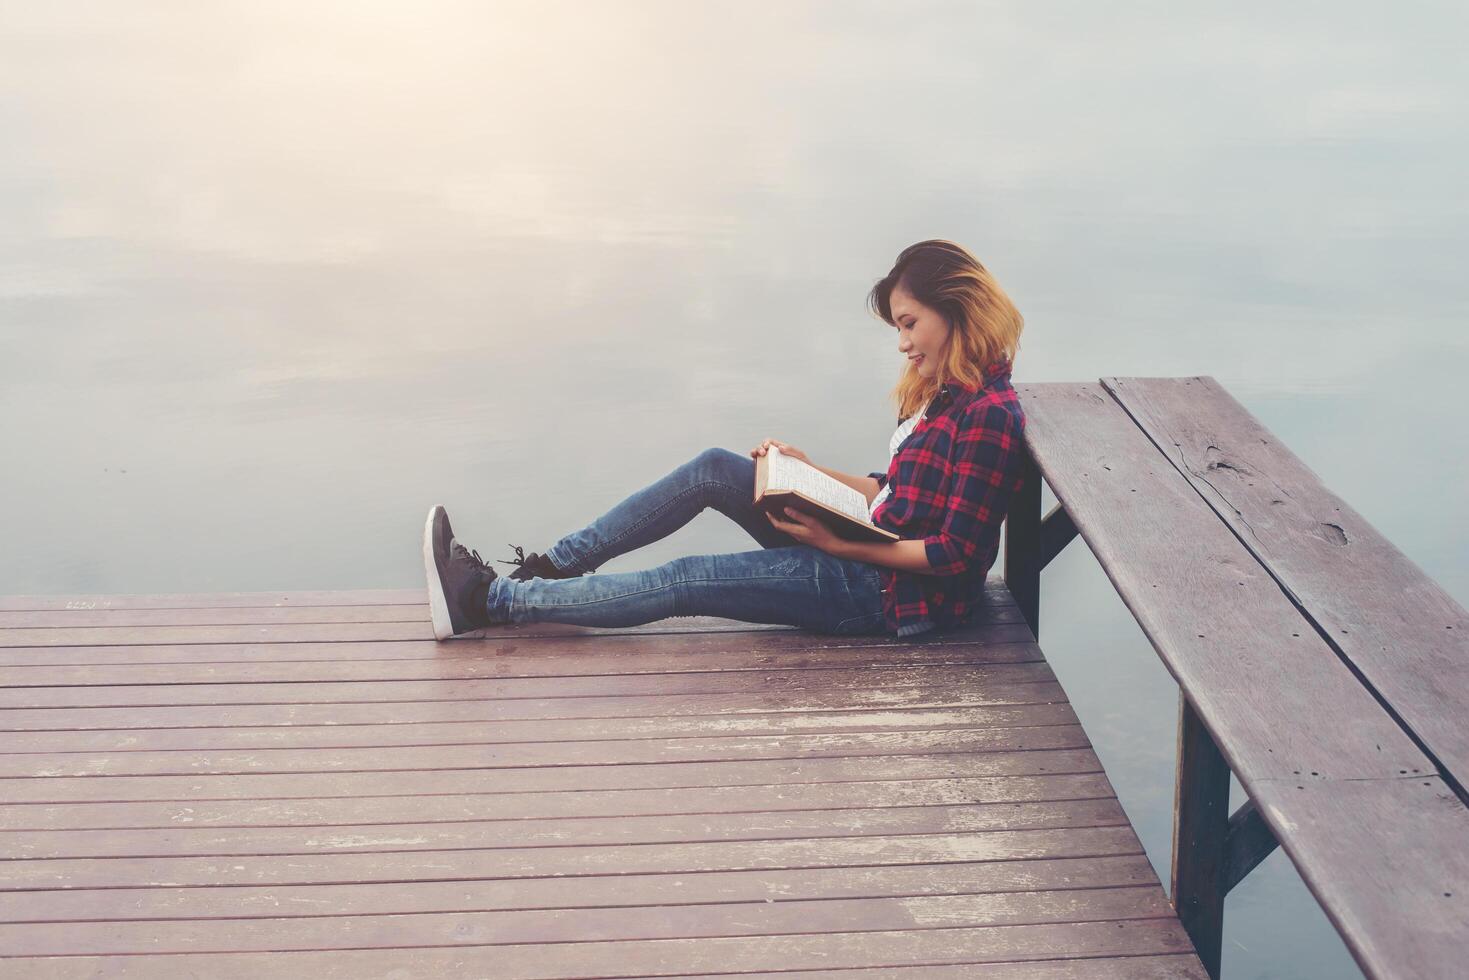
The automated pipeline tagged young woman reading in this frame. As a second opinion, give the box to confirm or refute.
[424,239,1028,640]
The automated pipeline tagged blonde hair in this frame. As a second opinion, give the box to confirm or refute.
[867,240,1024,420]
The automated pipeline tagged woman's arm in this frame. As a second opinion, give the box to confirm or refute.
[833,537,935,573]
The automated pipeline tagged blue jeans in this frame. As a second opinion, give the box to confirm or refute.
[483,447,889,635]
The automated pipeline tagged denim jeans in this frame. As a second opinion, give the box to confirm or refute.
[483,447,889,635]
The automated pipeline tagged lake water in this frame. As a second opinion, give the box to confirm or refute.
[3,3,1465,976]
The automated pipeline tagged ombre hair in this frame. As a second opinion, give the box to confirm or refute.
[867,240,1024,420]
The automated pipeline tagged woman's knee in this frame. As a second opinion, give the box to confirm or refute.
[690,446,753,484]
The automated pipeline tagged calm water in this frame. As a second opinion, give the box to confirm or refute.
[3,2,1465,975]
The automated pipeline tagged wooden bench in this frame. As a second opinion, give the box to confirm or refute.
[1004,376,1469,979]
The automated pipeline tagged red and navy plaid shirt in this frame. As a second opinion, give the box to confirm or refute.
[867,358,1027,637]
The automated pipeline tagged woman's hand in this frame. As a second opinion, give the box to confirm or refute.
[766,505,845,556]
[751,439,812,465]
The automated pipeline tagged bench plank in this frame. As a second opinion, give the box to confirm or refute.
[1016,380,1469,978]
[1016,382,1428,778]
[1103,374,1469,793]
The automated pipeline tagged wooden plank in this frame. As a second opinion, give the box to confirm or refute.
[1170,691,1231,977]
[0,957,1209,980]
[1104,374,1469,791]
[3,798,1130,859]
[1,747,1105,804]
[0,619,1034,648]
[0,599,1024,629]
[0,645,1039,687]
[0,584,1016,615]
[0,617,1034,669]
[1017,381,1469,978]
[1014,382,1433,779]
[0,680,1072,733]
[4,919,1197,978]
[0,702,1081,754]
[0,620,1029,668]
[0,853,1158,922]
[1247,775,1469,980]
[0,886,1174,956]
[0,826,1145,890]
[0,661,1056,709]
[0,771,1110,831]
[0,725,1092,778]
[681,960,1208,980]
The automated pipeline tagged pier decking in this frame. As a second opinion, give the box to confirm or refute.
[0,583,1207,977]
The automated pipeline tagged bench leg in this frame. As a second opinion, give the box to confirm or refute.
[1003,447,1043,639]
[1171,690,1231,978]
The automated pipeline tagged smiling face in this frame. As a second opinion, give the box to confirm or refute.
[889,281,951,380]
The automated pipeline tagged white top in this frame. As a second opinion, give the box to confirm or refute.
[869,398,933,520]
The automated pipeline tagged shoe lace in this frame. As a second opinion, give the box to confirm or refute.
[498,543,530,570]
[452,542,495,572]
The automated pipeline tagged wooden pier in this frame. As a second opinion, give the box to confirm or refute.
[0,585,1204,977]
[3,373,1463,977]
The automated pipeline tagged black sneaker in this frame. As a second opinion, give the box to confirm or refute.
[423,505,499,640]
[501,544,583,582]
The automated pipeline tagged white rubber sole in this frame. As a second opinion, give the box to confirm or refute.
[423,505,455,641]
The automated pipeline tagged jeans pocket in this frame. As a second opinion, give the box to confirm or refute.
[832,610,886,635]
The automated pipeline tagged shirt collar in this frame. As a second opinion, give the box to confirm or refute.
[936,357,1012,397]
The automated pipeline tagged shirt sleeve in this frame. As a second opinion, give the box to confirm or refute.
[921,403,1021,577]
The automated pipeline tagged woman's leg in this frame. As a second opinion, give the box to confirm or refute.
[541,447,797,574]
[484,545,888,635]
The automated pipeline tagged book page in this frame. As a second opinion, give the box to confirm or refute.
[765,447,873,525]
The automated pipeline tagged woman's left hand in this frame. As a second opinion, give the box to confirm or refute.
[766,506,844,555]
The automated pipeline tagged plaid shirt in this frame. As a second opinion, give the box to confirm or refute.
[867,358,1026,637]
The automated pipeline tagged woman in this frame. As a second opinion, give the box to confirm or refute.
[424,239,1028,641]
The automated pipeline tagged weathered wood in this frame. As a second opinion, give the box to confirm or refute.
[0,584,1017,616]
[0,746,1105,804]
[4,798,1131,860]
[0,702,1081,754]
[0,681,1073,734]
[0,725,1093,778]
[0,771,1110,831]
[3,920,1202,978]
[0,578,1200,975]
[0,853,1157,922]
[1220,797,1278,895]
[1039,501,1079,569]
[1015,382,1431,776]
[1170,692,1231,979]
[0,658,1054,709]
[0,578,1016,617]
[0,826,1148,890]
[0,615,1028,667]
[0,596,1020,634]
[0,617,1017,647]
[1104,374,1469,797]
[1018,380,1469,979]
[682,962,1208,980]
[1003,444,1044,638]
[5,649,1051,687]
[0,886,1175,956]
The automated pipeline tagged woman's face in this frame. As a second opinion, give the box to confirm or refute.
[889,282,950,379]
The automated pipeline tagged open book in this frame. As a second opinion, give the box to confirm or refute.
[753,446,900,543]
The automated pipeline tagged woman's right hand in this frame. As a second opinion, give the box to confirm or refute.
[751,439,812,465]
